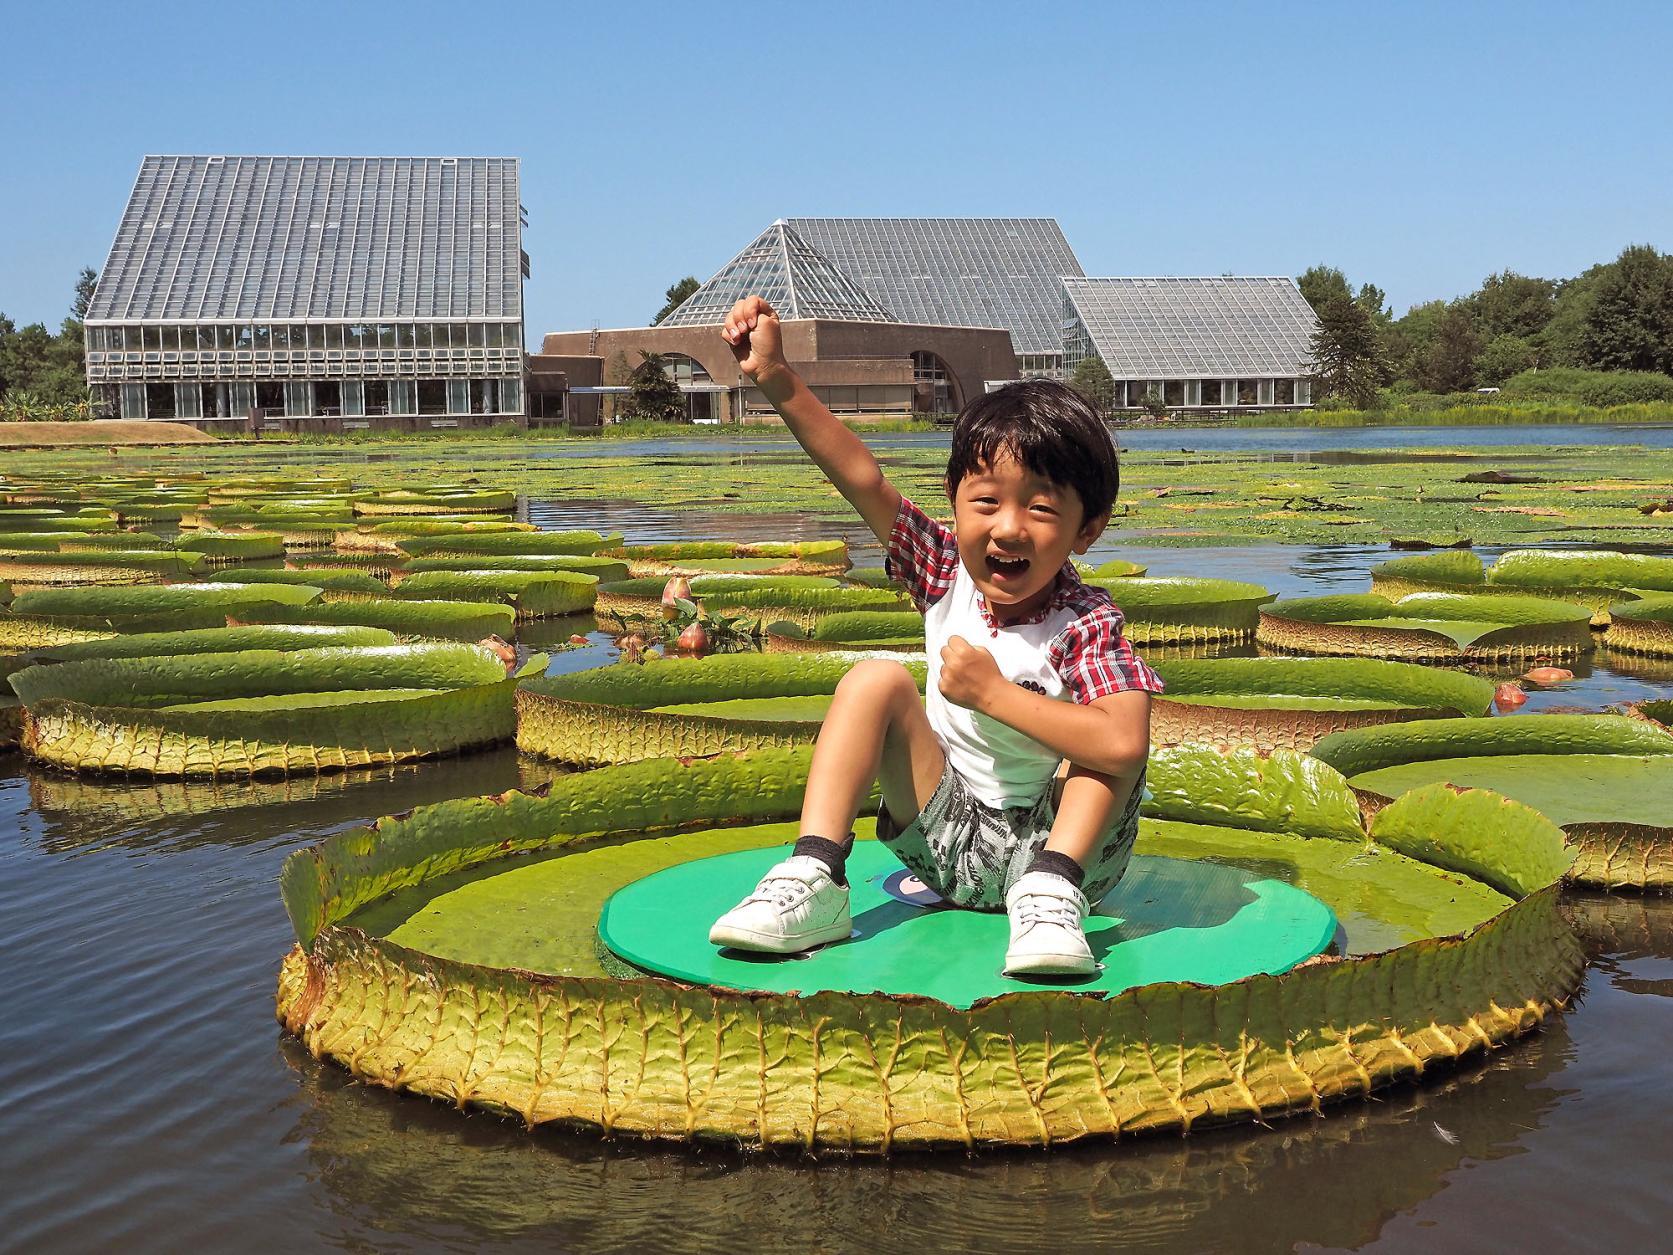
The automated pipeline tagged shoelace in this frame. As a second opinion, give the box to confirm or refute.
[1012,891,1082,931]
[746,873,816,911]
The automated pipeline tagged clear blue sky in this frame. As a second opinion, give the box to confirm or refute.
[2,0,1668,346]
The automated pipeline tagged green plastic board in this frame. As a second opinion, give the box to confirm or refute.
[599,843,1337,1007]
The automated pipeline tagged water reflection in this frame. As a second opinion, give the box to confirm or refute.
[280,1025,1571,1254]
[18,750,573,855]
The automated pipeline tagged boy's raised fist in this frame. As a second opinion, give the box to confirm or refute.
[722,296,785,381]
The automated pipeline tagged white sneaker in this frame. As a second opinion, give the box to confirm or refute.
[709,855,852,954]
[1004,871,1095,976]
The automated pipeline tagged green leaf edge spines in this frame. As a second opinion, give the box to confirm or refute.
[517,654,928,766]
[12,643,543,778]
[275,746,1583,1151]
[1258,591,1596,661]
[1312,714,1673,889]
[1150,657,1497,753]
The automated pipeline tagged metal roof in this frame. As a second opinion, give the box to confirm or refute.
[657,221,897,327]
[788,217,1082,354]
[87,155,523,322]
[1062,277,1319,378]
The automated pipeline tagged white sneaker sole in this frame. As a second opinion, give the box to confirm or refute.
[709,917,852,954]
[1005,951,1097,977]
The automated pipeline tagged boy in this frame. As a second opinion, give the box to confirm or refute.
[708,296,1160,976]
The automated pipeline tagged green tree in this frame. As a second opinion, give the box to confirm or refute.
[653,276,701,325]
[1068,353,1115,414]
[1419,306,1482,393]
[1383,299,1449,385]
[1308,294,1386,408]
[0,313,16,397]
[1466,270,1555,340]
[0,321,56,397]
[0,266,99,407]
[1297,265,1352,315]
[1540,270,1600,367]
[1474,334,1537,387]
[72,267,97,321]
[628,351,685,421]
[1355,283,1391,323]
[1577,244,1673,374]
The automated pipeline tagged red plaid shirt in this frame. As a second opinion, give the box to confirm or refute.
[884,496,1163,704]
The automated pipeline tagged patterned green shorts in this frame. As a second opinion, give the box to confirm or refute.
[874,764,1145,911]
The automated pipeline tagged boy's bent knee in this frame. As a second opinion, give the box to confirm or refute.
[835,658,918,703]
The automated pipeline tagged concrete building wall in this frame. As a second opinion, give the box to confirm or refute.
[535,319,1015,424]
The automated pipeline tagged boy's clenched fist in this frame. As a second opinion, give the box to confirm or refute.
[721,296,786,382]
[937,635,1002,711]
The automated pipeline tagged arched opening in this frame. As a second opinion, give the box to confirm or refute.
[660,352,724,423]
[910,350,960,415]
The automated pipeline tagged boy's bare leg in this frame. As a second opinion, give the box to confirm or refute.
[711,660,941,953]
[799,660,945,844]
[1043,764,1137,867]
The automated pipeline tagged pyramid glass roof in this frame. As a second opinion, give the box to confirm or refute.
[787,218,1083,354]
[657,221,897,327]
[1062,277,1319,378]
[87,155,523,322]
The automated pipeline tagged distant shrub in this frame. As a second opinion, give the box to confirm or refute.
[1502,367,1673,405]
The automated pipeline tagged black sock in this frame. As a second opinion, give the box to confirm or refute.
[792,834,853,887]
[1027,849,1085,890]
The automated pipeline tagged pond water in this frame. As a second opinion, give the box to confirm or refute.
[509,420,1673,459]
[3,479,1672,1252]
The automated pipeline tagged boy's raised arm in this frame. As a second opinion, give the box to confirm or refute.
[723,296,902,545]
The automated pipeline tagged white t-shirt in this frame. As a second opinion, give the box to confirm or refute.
[885,497,1163,809]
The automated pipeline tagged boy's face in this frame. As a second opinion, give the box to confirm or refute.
[946,453,1108,623]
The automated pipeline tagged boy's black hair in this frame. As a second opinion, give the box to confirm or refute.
[944,378,1119,522]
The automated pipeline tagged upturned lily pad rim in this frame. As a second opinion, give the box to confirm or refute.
[283,744,1571,968]
[521,653,924,711]
[275,747,1579,1150]
[1152,656,1496,716]
[1311,713,1673,780]
[1266,591,1593,628]
[1088,575,1275,607]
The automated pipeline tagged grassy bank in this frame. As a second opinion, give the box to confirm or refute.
[0,419,215,448]
[1232,400,1673,428]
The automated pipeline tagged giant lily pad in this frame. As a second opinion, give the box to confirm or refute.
[391,570,597,620]
[396,531,620,560]
[336,521,537,554]
[517,653,926,766]
[1151,657,1497,752]
[396,553,630,582]
[1258,592,1594,663]
[764,610,925,654]
[0,582,324,646]
[1088,576,1275,645]
[175,530,287,563]
[1312,714,1673,890]
[353,489,517,516]
[9,643,542,777]
[0,548,207,585]
[602,540,849,578]
[1605,596,1673,657]
[233,596,517,643]
[276,745,1580,1151]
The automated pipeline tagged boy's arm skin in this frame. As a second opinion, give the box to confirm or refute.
[722,297,901,545]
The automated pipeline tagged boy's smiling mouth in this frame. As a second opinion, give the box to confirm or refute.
[984,552,1031,582]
